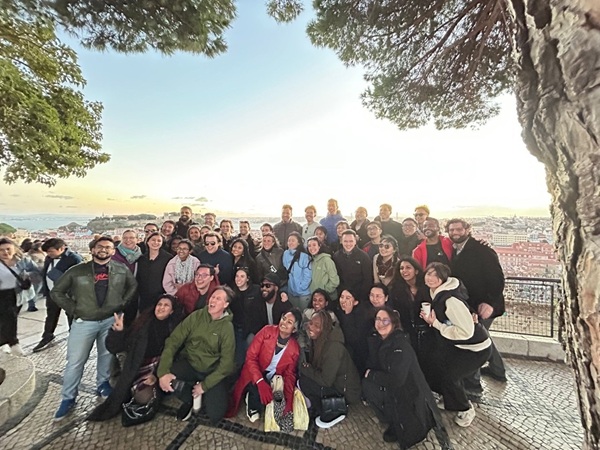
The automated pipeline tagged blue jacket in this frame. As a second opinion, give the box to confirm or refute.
[320,213,345,243]
[282,249,312,296]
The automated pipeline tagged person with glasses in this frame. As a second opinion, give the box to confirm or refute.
[136,232,172,313]
[175,264,220,315]
[245,274,292,345]
[162,239,200,295]
[362,221,383,259]
[413,205,430,232]
[197,232,234,285]
[51,236,138,421]
[373,235,399,286]
[399,218,423,256]
[363,306,441,446]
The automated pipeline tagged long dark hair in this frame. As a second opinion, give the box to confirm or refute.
[229,237,253,263]
[309,310,334,370]
[129,294,184,336]
[286,231,308,272]
[390,256,425,289]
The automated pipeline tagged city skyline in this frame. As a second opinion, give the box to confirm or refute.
[0,3,551,218]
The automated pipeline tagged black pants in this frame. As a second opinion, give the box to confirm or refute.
[0,289,20,346]
[171,357,229,424]
[43,295,73,340]
[299,373,341,416]
[463,318,506,391]
[362,377,389,423]
[428,345,492,411]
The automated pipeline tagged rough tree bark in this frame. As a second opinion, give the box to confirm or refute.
[509,0,600,448]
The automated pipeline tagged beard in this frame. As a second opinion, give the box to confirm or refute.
[451,234,469,244]
[261,290,276,302]
[93,253,111,262]
[180,216,190,223]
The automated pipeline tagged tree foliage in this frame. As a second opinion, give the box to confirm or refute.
[303,0,515,129]
[0,223,17,235]
[0,9,107,186]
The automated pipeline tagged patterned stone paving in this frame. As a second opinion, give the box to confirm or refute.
[0,333,585,449]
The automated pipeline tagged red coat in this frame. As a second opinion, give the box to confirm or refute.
[175,278,220,315]
[412,235,454,269]
[226,325,300,417]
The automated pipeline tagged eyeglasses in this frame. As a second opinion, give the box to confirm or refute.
[177,247,190,252]
[205,242,218,246]
[260,283,275,288]
[195,273,211,279]
[95,245,114,251]
[378,243,393,250]
[375,318,391,325]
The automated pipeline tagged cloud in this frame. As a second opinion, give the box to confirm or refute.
[10,194,20,197]
[130,195,147,199]
[65,206,77,209]
[172,196,195,200]
[195,197,208,202]
[107,198,117,201]
[45,194,74,200]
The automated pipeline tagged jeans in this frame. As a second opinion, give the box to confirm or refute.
[61,316,113,401]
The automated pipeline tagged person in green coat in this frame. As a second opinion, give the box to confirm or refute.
[158,286,236,424]
[306,237,340,301]
[299,310,361,429]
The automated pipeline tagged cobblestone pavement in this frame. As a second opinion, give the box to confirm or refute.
[0,308,585,450]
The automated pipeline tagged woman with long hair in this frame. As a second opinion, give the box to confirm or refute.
[420,262,492,427]
[137,232,173,313]
[335,288,371,375]
[255,232,287,284]
[299,310,361,428]
[363,306,441,447]
[88,294,184,422]
[306,237,339,301]
[0,238,40,356]
[229,238,259,285]
[282,232,312,310]
[162,239,200,295]
[373,235,399,286]
[230,267,261,366]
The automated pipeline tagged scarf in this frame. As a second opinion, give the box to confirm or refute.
[174,256,195,285]
[117,243,142,264]
[376,254,396,281]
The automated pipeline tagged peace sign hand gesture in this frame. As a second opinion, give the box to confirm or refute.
[112,312,124,331]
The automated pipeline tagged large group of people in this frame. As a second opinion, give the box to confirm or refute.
[0,200,509,448]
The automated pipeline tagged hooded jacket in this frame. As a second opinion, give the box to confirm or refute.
[309,252,340,300]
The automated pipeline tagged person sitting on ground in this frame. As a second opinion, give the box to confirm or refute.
[298,289,338,359]
[162,239,200,295]
[88,295,184,422]
[363,306,441,447]
[158,286,236,424]
[175,264,220,315]
[335,288,371,375]
[226,309,302,427]
[245,274,292,344]
[419,262,492,428]
[299,310,361,429]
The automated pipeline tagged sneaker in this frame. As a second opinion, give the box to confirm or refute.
[271,374,284,402]
[316,414,346,429]
[455,405,476,427]
[193,393,202,414]
[33,336,55,353]
[96,381,112,400]
[10,344,24,357]
[481,366,507,382]
[245,392,260,423]
[383,425,397,443]
[27,305,39,312]
[177,402,193,422]
[54,399,76,421]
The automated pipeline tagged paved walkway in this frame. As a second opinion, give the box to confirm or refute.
[0,304,585,449]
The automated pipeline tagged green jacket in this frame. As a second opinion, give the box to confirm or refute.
[51,260,137,321]
[309,253,340,300]
[301,325,361,404]
[157,307,235,391]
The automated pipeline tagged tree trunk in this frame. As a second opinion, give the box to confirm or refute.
[509,0,600,448]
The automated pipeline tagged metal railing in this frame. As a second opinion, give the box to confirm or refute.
[490,276,562,338]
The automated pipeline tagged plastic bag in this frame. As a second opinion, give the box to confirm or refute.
[293,388,309,431]
[264,401,280,432]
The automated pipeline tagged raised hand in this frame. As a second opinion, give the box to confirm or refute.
[112,312,124,331]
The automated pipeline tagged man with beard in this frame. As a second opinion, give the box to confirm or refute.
[174,206,199,239]
[204,212,217,230]
[447,218,507,391]
[398,218,423,256]
[412,218,454,268]
[51,236,137,421]
[245,274,292,343]
[273,204,302,250]
[377,203,404,244]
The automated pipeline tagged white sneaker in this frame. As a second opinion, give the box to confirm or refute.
[10,344,25,357]
[245,392,260,423]
[193,393,202,413]
[455,405,476,427]
[0,344,11,354]
[316,414,346,429]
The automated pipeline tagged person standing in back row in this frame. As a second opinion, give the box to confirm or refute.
[319,199,345,245]
[273,204,302,250]
[32,239,83,353]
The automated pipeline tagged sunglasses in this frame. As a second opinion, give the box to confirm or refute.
[205,242,218,246]
[260,283,275,288]
[378,243,393,249]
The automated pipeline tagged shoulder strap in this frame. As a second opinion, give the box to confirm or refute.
[0,259,24,281]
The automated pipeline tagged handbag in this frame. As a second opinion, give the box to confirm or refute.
[121,388,158,427]
[320,373,348,421]
[0,260,32,290]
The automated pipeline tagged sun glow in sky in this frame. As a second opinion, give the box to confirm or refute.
[0,3,551,219]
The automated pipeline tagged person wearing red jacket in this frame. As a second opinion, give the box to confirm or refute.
[412,218,454,268]
[175,264,220,315]
[226,309,302,423]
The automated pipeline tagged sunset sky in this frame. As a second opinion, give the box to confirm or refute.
[0,3,552,219]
